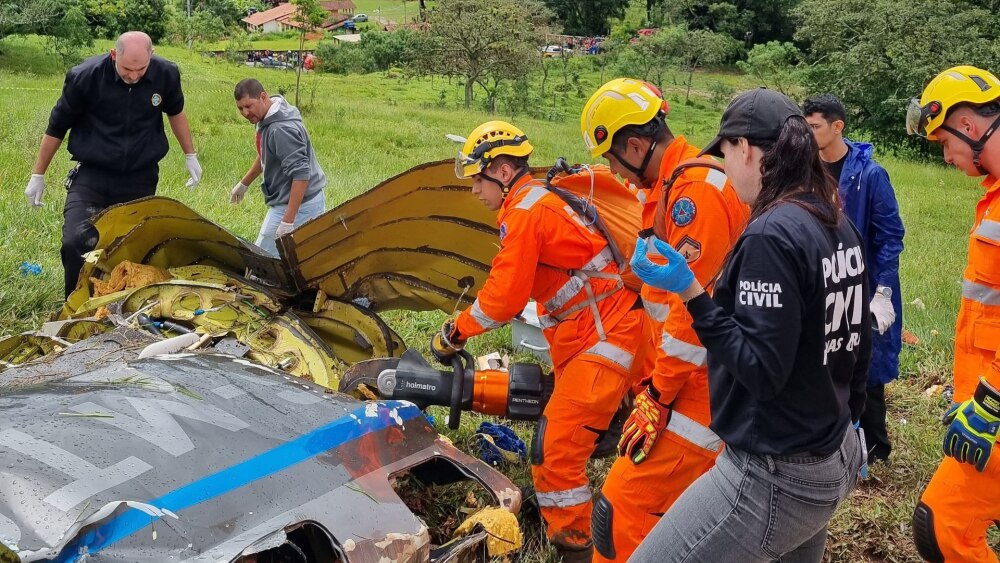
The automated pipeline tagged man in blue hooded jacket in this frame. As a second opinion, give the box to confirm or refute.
[805,94,905,464]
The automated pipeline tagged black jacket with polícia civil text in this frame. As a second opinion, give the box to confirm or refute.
[686,196,871,456]
[46,53,184,173]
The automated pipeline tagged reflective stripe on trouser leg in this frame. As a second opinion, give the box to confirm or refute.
[593,430,719,562]
[533,354,631,550]
[916,455,1000,563]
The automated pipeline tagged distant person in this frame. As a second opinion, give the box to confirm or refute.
[304,53,315,71]
[804,94,905,465]
[907,65,1000,563]
[25,30,202,297]
[230,78,326,257]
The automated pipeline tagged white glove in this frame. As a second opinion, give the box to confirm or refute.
[275,221,295,238]
[230,182,248,204]
[185,153,203,189]
[870,290,896,335]
[25,174,45,208]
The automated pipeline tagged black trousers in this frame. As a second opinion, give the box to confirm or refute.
[859,383,892,463]
[61,164,158,297]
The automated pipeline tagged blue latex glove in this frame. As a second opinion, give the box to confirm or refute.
[630,235,696,293]
[941,379,1000,472]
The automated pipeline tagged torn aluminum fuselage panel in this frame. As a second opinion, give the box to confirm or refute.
[0,330,519,563]
[62,197,293,319]
[280,160,548,315]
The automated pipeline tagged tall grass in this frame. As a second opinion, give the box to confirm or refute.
[0,35,995,560]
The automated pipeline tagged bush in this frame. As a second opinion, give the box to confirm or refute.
[736,40,801,94]
[314,31,415,75]
[314,41,374,74]
[360,30,413,71]
[225,31,253,64]
[708,80,736,109]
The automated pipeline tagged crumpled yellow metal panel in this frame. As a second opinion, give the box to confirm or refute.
[0,333,71,372]
[280,160,547,314]
[298,299,405,366]
[104,281,344,388]
[62,197,293,318]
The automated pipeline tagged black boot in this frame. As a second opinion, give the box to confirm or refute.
[556,543,594,563]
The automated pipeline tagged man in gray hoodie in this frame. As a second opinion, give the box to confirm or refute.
[232,78,326,256]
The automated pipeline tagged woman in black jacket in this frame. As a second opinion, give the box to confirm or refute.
[628,88,871,563]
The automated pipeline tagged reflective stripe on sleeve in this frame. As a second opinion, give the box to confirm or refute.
[643,301,670,323]
[470,299,505,330]
[660,331,707,366]
[666,411,722,452]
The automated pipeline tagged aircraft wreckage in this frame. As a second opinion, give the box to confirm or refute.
[0,161,564,563]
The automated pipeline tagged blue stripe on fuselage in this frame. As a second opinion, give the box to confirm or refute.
[53,401,422,562]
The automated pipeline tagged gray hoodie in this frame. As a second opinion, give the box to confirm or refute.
[257,96,325,207]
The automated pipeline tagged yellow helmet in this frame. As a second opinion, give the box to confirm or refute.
[580,78,669,158]
[455,121,533,179]
[907,65,1000,140]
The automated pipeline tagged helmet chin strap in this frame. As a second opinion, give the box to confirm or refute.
[482,165,530,198]
[609,139,658,187]
[941,113,1000,175]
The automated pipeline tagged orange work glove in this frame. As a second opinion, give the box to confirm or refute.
[618,387,671,464]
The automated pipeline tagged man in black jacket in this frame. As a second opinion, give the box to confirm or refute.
[25,31,202,296]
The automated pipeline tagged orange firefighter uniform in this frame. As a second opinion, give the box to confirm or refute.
[453,173,651,554]
[593,136,749,561]
[914,174,1000,563]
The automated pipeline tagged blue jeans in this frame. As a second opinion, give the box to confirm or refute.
[255,193,326,257]
[629,425,864,563]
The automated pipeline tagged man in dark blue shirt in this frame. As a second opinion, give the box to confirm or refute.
[25,31,202,296]
[804,94,905,464]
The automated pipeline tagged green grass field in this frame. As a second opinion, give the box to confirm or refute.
[0,35,997,561]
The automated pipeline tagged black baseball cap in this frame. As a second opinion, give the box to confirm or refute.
[699,88,803,157]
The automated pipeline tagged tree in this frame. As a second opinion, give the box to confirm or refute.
[83,0,170,43]
[191,0,244,26]
[49,5,94,64]
[794,0,1000,149]
[736,40,801,94]
[542,0,629,36]
[290,0,327,107]
[0,0,91,64]
[0,0,61,42]
[673,29,735,103]
[615,26,733,103]
[411,0,551,111]
[612,26,685,86]
[655,0,801,45]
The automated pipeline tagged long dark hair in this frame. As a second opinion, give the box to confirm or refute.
[746,115,841,226]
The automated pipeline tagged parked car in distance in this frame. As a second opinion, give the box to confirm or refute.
[541,45,563,57]
[354,13,368,21]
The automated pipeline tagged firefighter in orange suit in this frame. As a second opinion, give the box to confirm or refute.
[907,66,1000,563]
[579,78,749,562]
[430,121,651,562]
